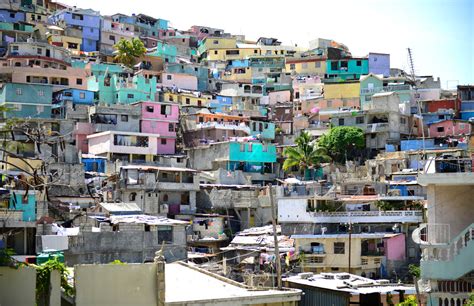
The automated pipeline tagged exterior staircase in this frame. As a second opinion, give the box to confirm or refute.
[416,223,474,280]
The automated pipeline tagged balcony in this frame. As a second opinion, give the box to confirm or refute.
[196,122,251,134]
[308,210,423,224]
[156,181,199,192]
[366,122,389,133]
[361,84,411,95]
[301,254,326,268]
[361,256,383,269]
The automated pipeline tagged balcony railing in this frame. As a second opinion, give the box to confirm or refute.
[361,84,412,95]
[419,223,473,261]
[0,209,23,222]
[366,122,389,133]
[196,122,251,134]
[301,254,326,267]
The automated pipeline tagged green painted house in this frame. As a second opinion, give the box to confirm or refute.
[0,83,53,119]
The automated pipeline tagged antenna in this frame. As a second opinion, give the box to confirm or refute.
[407,48,427,173]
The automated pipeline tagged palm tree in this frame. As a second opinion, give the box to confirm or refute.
[282,131,331,180]
[113,38,147,68]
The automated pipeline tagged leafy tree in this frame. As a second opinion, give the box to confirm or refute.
[396,295,417,306]
[113,38,147,68]
[283,131,331,180]
[408,264,421,278]
[317,126,365,163]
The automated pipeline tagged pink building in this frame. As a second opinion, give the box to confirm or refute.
[134,101,179,155]
[75,122,95,153]
[268,90,291,105]
[428,119,472,138]
[159,72,198,91]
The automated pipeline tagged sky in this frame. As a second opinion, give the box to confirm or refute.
[61,0,473,88]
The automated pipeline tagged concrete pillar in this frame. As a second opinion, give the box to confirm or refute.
[154,250,165,306]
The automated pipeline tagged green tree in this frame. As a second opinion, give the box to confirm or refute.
[113,38,147,68]
[282,131,331,180]
[317,126,365,163]
[396,295,417,306]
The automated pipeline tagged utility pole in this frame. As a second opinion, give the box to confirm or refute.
[268,183,282,290]
[348,222,352,274]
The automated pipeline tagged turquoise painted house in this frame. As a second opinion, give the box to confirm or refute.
[326,58,369,81]
[9,191,37,222]
[90,63,125,76]
[250,120,275,140]
[148,42,177,63]
[0,83,53,119]
[87,74,157,105]
[228,142,277,174]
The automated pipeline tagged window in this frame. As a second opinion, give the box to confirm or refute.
[160,105,167,115]
[168,123,174,132]
[213,40,219,45]
[161,138,167,145]
[338,118,345,126]
[37,48,42,55]
[327,100,332,108]
[157,226,173,244]
[185,98,190,105]
[76,78,82,85]
[225,50,240,55]
[129,192,136,201]
[121,115,128,122]
[331,61,338,70]
[290,63,295,70]
[356,60,362,66]
[400,117,407,124]
[10,13,15,18]
[146,106,154,113]
[356,117,364,124]
[109,35,115,41]
[12,45,19,51]
[315,61,321,68]
[247,143,252,152]
[38,90,44,96]
[334,242,345,254]
[16,88,22,95]
[254,49,258,54]
[214,50,218,55]
[167,75,172,80]
[127,93,134,99]
[437,126,445,132]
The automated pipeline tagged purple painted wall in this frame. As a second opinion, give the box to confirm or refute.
[384,233,406,261]
[368,52,390,77]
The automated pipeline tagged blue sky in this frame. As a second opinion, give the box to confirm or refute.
[62,0,473,88]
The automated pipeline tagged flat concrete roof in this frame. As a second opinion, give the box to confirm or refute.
[418,172,474,186]
[166,263,301,305]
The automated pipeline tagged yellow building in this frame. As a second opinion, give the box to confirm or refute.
[199,37,237,52]
[285,57,326,76]
[293,234,386,276]
[221,66,253,83]
[206,47,260,62]
[324,81,361,99]
[164,92,213,107]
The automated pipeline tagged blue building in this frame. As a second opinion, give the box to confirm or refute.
[9,191,37,222]
[0,83,53,119]
[49,8,101,52]
[367,53,390,77]
[82,156,106,173]
[0,10,26,23]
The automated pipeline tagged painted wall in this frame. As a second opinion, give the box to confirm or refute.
[368,53,390,77]
[229,142,277,163]
[57,89,94,105]
[326,59,369,80]
[75,263,160,306]
[9,191,36,221]
[285,58,326,75]
[0,10,25,22]
[268,90,291,104]
[166,63,208,91]
[428,120,471,138]
[324,82,360,99]
[0,266,37,306]
[88,132,159,156]
[0,83,52,118]
[160,73,198,91]
[384,234,405,261]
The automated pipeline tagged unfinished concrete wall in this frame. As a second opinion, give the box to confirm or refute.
[62,227,187,265]
[75,263,160,306]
